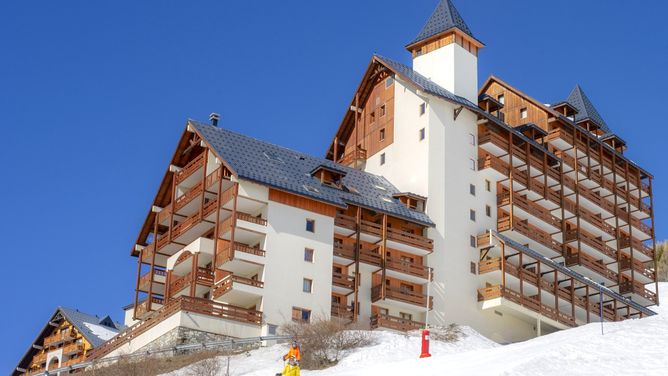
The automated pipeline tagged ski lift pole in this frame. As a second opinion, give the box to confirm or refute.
[420,265,431,358]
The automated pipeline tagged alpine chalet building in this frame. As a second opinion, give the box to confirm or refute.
[87,0,656,358]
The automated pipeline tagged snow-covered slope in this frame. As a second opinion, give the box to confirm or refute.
[164,283,668,376]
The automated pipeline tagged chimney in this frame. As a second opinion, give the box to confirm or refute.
[209,112,220,126]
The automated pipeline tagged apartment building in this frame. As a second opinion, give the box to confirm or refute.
[13,307,123,376]
[82,0,656,360]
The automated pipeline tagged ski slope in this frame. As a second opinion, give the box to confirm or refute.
[164,283,668,376]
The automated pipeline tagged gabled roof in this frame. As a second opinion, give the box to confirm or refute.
[407,0,478,47]
[566,85,611,133]
[13,307,123,376]
[190,121,434,226]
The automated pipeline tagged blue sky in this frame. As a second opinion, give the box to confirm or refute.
[1,0,667,371]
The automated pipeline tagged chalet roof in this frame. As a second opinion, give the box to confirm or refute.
[566,85,611,133]
[408,0,476,47]
[190,121,435,226]
[13,307,123,376]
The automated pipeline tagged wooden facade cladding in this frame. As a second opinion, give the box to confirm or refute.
[477,77,658,310]
[268,189,336,217]
[407,29,483,58]
[24,319,91,375]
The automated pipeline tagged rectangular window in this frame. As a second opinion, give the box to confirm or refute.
[380,104,386,117]
[304,248,314,262]
[469,133,476,145]
[469,158,476,171]
[292,307,311,323]
[485,180,491,192]
[419,102,426,116]
[486,205,491,217]
[400,312,413,321]
[470,235,476,248]
[520,108,528,119]
[470,209,476,222]
[385,77,394,88]
[303,278,313,293]
[380,153,386,165]
[498,94,505,104]
[469,184,476,196]
[419,128,425,141]
[379,307,389,316]
[379,128,385,141]
[306,219,315,233]
[370,112,376,123]
[470,262,477,275]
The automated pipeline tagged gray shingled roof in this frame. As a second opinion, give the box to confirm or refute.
[191,121,434,226]
[566,85,611,133]
[59,307,124,347]
[408,0,475,46]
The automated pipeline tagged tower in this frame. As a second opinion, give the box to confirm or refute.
[406,0,484,103]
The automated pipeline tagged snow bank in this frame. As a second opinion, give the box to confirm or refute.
[83,322,119,341]
[164,283,668,376]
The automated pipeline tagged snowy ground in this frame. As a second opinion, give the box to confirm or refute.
[163,283,668,376]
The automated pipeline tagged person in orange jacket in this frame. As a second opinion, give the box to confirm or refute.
[283,341,301,362]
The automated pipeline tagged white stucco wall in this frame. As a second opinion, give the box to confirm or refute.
[413,43,478,103]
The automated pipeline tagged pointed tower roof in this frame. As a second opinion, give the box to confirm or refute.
[566,85,611,134]
[408,0,476,47]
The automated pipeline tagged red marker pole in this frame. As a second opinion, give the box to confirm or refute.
[419,329,431,358]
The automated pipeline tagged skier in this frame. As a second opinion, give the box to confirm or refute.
[282,340,301,362]
[276,355,300,376]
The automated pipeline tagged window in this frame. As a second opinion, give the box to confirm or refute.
[470,235,476,248]
[498,94,505,104]
[419,102,426,116]
[419,128,425,141]
[370,111,376,123]
[486,205,491,217]
[380,104,386,117]
[303,278,313,293]
[306,219,315,233]
[520,108,528,119]
[485,180,491,192]
[379,128,386,141]
[469,158,476,171]
[304,248,314,262]
[470,262,477,274]
[470,209,476,222]
[400,312,413,321]
[379,307,389,316]
[469,133,476,145]
[469,184,476,196]
[267,324,278,335]
[303,184,320,193]
[385,77,394,88]
[292,307,311,323]
[380,153,386,165]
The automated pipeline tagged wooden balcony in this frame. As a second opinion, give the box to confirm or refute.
[170,267,214,294]
[334,214,432,251]
[498,191,561,230]
[370,313,424,332]
[43,329,75,347]
[564,251,618,283]
[385,256,431,280]
[338,147,367,167]
[371,284,433,309]
[497,213,562,255]
[216,240,266,267]
[62,341,84,355]
[387,226,433,251]
[619,280,657,303]
[478,258,502,274]
[332,271,356,290]
[563,227,616,262]
[212,272,264,299]
[478,153,510,176]
[333,242,382,266]
[31,352,47,365]
[331,303,355,321]
[138,269,166,292]
[135,296,165,318]
[175,152,206,185]
[619,256,654,281]
[62,356,84,367]
[619,236,654,260]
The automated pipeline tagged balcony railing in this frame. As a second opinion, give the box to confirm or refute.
[333,242,382,266]
[370,313,424,332]
[170,268,214,293]
[619,280,657,303]
[62,341,84,355]
[477,286,575,327]
[135,296,165,318]
[563,228,616,261]
[43,329,75,347]
[385,256,431,280]
[371,284,433,309]
[387,227,433,251]
[332,271,356,290]
[331,303,355,321]
[139,269,166,291]
[338,147,367,167]
[619,236,654,259]
[564,252,618,282]
[619,256,654,280]
[175,152,206,185]
[498,191,561,230]
[213,272,264,298]
[32,352,47,365]
[498,214,562,254]
[334,214,432,251]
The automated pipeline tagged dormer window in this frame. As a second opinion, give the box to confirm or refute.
[393,193,427,212]
[520,108,528,119]
[498,94,505,104]
[310,165,347,189]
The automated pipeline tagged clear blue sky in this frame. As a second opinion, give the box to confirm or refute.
[1,0,667,371]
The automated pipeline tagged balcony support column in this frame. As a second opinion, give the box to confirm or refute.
[625,162,635,285]
[212,168,224,276]
[500,241,506,289]
[230,182,239,260]
[190,252,199,297]
[148,213,159,312]
[649,177,659,305]
[133,248,143,320]
[585,284,590,323]
[570,277,575,320]
[381,214,388,299]
[165,270,172,301]
[199,151,209,216]
[573,147,582,263]
[508,132,514,228]
[352,206,361,322]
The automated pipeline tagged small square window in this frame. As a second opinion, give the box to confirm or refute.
[498,94,505,104]
[469,184,476,196]
[520,108,528,119]
[303,278,313,293]
[379,128,385,141]
[470,235,476,248]
[292,307,311,323]
[486,205,491,217]
[470,209,476,222]
[419,103,426,116]
[380,104,386,117]
[419,128,425,141]
[306,219,316,233]
[380,153,386,165]
[304,248,314,262]
[469,158,476,171]
[400,312,413,321]
[385,77,394,88]
[469,133,476,145]
[485,180,491,192]
[470,262,477,275]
